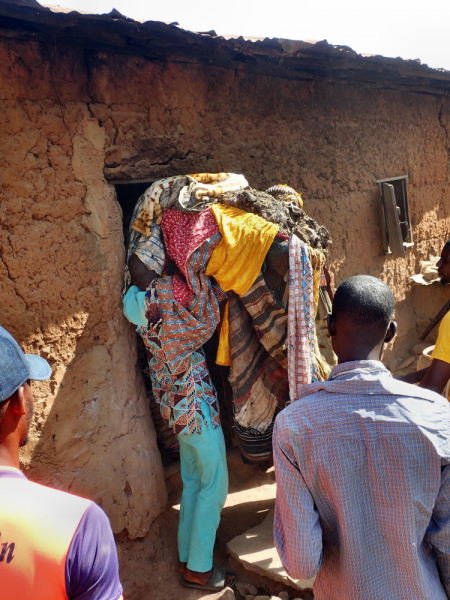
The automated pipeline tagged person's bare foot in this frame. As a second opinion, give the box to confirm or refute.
[183,567,236,587]
[178,562,187,575]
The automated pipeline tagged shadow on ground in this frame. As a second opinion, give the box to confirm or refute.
[116,447,282,600]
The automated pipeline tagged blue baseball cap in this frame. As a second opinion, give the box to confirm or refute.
[0,325,51,402]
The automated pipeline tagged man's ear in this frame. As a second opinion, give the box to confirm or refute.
[385,321,397,344]
[327,313,337,337]
[10,387,27,416]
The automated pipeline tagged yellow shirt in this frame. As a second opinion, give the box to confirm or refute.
[431,310,450,364]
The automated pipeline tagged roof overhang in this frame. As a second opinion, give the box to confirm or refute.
[1,0,450,94]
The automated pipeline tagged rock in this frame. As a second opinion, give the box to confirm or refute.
[237,582,259,597]
[236,581,247,596]
[202,587,236,599]
[279,593,290,600]
[227,510,315,592]
[245,596,255,600]
[398,356,415,370]
[254,597,271,600]
[410,342,429,356]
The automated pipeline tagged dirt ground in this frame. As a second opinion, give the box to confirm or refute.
[116,447,307,600]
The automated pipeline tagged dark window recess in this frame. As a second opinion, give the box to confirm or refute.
[376,175,413,258]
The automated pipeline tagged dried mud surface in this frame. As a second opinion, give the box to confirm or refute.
[1,36,450,595]
[0,41,167,539]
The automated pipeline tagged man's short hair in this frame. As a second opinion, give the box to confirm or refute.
[332,275,394,329]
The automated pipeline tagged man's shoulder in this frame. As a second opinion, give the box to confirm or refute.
[1,475,92,521]
[292,372,448,405]
[378,375,450,404]
[276,374,450,430]
[276,390,325,427]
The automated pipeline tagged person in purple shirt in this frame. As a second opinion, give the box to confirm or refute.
[274,275,450,600]
[0,324,123,600]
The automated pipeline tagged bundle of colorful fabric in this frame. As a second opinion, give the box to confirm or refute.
[123,172,332,464]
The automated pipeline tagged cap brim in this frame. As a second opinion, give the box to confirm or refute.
[24,355,52,381]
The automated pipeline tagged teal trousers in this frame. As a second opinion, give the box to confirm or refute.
[177,399,228,572]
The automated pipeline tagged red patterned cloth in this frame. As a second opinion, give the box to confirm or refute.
[161,207,219,285]
[157,235,223,369]
[172,272,193,308]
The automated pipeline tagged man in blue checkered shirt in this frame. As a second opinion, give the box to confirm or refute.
[274,275,450,600]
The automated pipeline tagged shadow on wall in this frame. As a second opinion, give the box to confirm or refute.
[23,309,167,538]
[8,172,169,539]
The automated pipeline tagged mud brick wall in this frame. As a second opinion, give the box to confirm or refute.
[94,51,450,366]
[0,40,167,539]
[1,32,450,574]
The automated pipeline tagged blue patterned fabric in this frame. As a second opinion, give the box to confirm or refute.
[138,326,220,435]
[274,360,450,600]
[156,234,223,369]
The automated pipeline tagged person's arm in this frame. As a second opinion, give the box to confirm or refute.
[397,366,430,385]
[273,417,323,580]
[65,502,123,600]
[419,359,450,394]
[417,312,450,394]
[425,464,450,595]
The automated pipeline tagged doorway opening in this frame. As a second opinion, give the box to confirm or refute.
[114,181,234,465]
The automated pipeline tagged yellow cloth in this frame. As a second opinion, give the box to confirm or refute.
[216,301,232,366]
[207,205,279,294]
[431,311,450,364]
[207,204,279,364]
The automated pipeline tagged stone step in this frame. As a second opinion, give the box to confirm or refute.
[226,509,315,594]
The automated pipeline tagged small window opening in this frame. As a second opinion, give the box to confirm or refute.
[376,175,413,258]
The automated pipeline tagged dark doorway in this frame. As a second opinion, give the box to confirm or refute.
[115,181,154,246]
[114,181,234,461]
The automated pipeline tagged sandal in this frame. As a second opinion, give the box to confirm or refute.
[180,566,236,592]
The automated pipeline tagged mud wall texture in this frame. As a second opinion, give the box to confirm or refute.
[1,35,450,591]
[92,49,450,366]
[0,40,167,539]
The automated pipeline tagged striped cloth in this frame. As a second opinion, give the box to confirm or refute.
[287,235,317,401]
[123,179,183,294]
[233,410,275,464]
[125,222,165,286]
[274,360,450,600]
[229,270,290,434]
